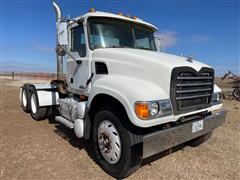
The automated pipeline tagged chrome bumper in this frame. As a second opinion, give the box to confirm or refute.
[143,110,227,159]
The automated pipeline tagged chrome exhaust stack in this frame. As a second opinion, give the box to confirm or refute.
[52,1,64,80]
[53,2,61,21]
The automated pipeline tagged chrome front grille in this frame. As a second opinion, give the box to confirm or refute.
[170,67,214,115]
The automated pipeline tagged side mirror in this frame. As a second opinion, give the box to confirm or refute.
[58,21,68,46]
[53,2,68,46]
[154,37,165,52]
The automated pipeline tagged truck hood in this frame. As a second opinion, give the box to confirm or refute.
[92,48,211,96]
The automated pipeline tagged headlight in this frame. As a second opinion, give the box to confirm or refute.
[135,99,172,120]
[150,102,160,116]
[211,92,222,104]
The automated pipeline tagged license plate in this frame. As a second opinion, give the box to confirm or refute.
[192,120,203,133]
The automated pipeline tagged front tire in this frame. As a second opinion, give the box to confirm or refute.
[92,109,142,179]
[30,88,47,120]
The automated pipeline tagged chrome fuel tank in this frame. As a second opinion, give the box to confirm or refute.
[58,98,86,121]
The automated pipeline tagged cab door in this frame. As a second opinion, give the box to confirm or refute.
[67,21,91,95]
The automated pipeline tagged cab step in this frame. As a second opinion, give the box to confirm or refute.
[55,116,74,129]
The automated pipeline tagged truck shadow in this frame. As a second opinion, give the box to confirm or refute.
[54,124,87,148]
[53,122,187,168]
[141,144,186,167]
[53,123,98,162]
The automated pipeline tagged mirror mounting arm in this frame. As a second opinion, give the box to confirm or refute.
[56,45,82,65]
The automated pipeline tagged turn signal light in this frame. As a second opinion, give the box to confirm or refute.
[135,102,149,120]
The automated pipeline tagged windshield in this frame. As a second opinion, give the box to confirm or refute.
[88,17,156,51]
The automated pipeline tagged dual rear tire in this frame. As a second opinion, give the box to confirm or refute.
[21,84,32,113]
[21,85,47,120]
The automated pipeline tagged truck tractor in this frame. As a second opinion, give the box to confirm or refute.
[20,2,227,179]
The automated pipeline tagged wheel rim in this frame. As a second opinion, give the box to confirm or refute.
[97,120,121,164]
[22,90,27,107]
[31,93,37,114]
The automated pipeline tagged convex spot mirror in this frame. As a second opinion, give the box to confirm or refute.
[154,35,165,53]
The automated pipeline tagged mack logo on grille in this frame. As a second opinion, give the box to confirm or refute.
[170,67,214,115]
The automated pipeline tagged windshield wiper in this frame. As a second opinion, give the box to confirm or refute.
[136,46,150,50]
[107,45,135,48]
[107,45,121,48]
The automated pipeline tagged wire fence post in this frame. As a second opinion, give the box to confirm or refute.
[1,71,59,80]
[12,72,14,80]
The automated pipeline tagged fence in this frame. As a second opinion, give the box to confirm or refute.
[0,71,57,80]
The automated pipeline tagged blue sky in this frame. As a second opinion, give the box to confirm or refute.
[1,0,239,76]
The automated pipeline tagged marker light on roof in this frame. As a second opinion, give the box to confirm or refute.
[133,16,137,20]
[117,12,123,16]
[126,14,130,18]
[89,8,96,12]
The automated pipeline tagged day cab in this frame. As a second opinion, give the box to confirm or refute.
[20,3,227,179]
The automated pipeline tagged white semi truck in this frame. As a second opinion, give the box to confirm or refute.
[20,2,227,178]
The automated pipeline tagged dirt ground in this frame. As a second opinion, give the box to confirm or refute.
[0,78,240,180]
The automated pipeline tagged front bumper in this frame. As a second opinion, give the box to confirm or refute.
[143,110,227,159]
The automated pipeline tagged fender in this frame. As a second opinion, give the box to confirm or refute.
[36,90,59,107]
[88,75,169,127]
[26,83,59,107]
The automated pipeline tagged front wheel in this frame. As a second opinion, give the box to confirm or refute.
[92,109,142,179]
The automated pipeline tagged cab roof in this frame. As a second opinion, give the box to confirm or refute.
[73,11,158,31]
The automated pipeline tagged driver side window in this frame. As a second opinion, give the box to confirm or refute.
[71,23,86,57]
